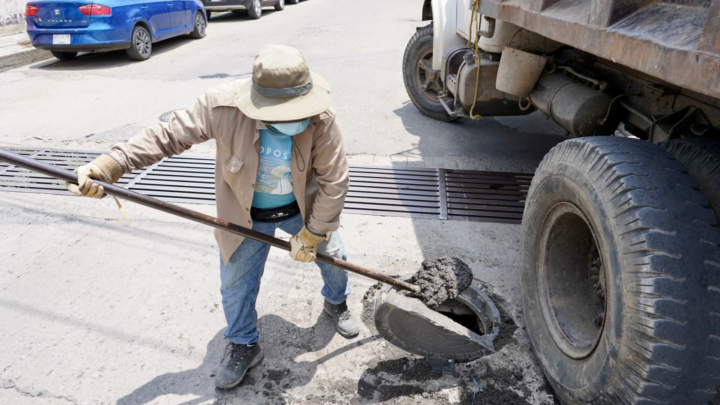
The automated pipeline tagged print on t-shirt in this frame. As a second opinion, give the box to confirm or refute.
[252,129,296,209]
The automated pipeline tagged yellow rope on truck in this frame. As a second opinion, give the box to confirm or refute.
[467,0,483,120]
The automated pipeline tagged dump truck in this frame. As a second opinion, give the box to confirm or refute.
[402,1,720,404]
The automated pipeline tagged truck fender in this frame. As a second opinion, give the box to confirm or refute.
[422,0,432,20]
[430,0,466,70]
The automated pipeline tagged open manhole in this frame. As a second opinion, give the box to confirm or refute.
[373,276,500,369]
[435,298,492,336]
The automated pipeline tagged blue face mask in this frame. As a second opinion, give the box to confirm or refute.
[266,118,311,136]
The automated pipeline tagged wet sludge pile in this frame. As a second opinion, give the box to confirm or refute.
[358,257,560,404]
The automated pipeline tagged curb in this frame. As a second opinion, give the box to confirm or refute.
[0,47,53,72]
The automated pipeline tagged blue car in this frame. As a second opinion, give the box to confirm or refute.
[25,0,207,61]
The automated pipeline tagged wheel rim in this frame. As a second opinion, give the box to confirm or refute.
[254,0,261,14]
[279,0,284,6]
[135,29,150,58]
[537,202,606,359]
[414,44,441,103]
[196,14,206,35]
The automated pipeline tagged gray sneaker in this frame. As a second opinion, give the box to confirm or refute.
[323,300,359,338]
[215,342,264,389]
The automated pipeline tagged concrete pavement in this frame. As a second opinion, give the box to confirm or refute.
[0,32,50,72]
[0,192,555,405]
[0,0,567,403]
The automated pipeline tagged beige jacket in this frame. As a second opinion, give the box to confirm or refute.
[109,80,349,265]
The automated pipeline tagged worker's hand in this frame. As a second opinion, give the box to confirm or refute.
[289,226,328,263]
[66,154,123,199]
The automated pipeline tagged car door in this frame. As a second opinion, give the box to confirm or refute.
[182,0,197,30]
[139,0,171,39]
[167,0,189,33]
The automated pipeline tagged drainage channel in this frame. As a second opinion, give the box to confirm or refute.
[0,147,531,224]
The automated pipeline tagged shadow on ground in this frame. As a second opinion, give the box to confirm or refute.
[117,314,381,405]
[390,101,567,172]
[206,9,280,24]
[29,35,196,71]
[116,328,225,405]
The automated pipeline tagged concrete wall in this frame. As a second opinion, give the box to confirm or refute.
[1,0,27,36]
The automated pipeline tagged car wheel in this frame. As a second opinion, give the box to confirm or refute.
[274,0,284,10]
[521,137,720,405]
[126,25,152,61]
[247,0,261,18]
[50,51,77,61]
[403,23,456,121]
[190,11,206,39]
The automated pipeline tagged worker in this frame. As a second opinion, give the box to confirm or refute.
[65,44,358,390]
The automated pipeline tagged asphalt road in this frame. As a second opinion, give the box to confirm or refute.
[0,0,567,403]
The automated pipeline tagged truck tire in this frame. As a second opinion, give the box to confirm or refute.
[661,138,720,220]
[402,24,456,122]
[520,137,720,405]
[662,138,720,405]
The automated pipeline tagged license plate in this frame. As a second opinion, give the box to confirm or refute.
[52,34,71,45]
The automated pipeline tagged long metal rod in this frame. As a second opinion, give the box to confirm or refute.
[0,149,421,294]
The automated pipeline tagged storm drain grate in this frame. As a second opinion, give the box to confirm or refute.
[0,147,531,224]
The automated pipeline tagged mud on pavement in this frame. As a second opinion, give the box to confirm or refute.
[359,277,558,404]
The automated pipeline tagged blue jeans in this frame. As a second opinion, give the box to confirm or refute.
[219,213,350,345]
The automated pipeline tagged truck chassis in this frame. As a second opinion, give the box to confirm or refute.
[403,1,720,404]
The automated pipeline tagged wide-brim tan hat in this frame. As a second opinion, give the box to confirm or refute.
[235,44,332,122]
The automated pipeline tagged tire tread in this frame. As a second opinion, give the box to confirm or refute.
[661,138,720,220]
[531,137,720,404]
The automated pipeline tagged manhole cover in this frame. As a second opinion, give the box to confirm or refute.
[159,110,182,123]
[374,281,500,361]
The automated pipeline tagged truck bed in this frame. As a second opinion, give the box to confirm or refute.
[479,0,720,99]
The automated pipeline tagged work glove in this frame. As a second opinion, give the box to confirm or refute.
[289,226,327,263]
[65,154,123,199]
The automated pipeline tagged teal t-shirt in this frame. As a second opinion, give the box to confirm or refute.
[252,127,296,209]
